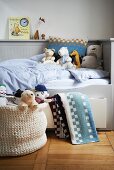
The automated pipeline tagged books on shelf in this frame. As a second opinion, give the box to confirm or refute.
[9,17,30,40]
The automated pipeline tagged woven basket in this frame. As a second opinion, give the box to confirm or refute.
[0,106,47,156]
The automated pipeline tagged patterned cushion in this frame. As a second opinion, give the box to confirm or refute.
[48,36,88,57]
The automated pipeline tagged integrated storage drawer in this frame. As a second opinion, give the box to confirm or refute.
[89,98,107,128]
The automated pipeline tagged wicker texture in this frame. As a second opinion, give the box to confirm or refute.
[0,106,47,156]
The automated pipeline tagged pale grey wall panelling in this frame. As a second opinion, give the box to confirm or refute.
[0,41,48,61]
[0,0,114,40]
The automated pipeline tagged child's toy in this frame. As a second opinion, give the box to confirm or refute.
[0,84,7,106]
[34,84,51,104]
[87,45,102,61]
[70,50,81,68]
[14,89,23,105]
[86,45,103,68]
[42,48,55,64]
[81,54,99,69]
[81,44,103,69]
[41,33,46,40]
[18,90,38,111]
[57,47,75,69]
[34,30,39,40]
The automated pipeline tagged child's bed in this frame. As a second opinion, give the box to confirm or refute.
[0,39,113,130]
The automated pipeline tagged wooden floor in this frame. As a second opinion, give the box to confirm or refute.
[0,131,114,170]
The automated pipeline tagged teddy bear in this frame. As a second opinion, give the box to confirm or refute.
[42,48,55,64]
[57,47,76,69]
[81,45,103,69]
[33,84,52,104]
[81,54,99,69]
[18,90,38,112]
[0,84,7,106]
[86,44,103,69]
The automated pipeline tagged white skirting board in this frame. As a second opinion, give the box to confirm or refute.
[42,98,107,129]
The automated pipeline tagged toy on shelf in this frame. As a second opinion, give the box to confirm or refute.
[41,33,46,40]
[70,50,81,68]
[57,47,76,69]
[34,84,51,104]
[34,17,45,40]
[0,84,7,106]
[42,48,55,64]
[18,90,38,112]
[34,30,39,40]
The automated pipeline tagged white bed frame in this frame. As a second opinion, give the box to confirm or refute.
[0,39,113,130]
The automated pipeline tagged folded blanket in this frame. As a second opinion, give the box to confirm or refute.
[49,92,99,144]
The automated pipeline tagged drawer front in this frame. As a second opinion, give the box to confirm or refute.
[89,98,107,128]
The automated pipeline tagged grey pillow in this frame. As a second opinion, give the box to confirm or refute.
[69,68,109,82]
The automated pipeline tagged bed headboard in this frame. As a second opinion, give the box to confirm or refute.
[0,39,111,73]
[0,40,48,61]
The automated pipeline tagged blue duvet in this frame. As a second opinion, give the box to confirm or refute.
[0,59,70,94]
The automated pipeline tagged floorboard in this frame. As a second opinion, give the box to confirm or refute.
[0,131,114,170]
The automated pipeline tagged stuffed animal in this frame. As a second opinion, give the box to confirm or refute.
[86,45,103,68]
[14,89,23,105]
[57,47,75,69]
[41,33,46,40]
[0,84,7,106]
[18,90,38,111]
[81,54,99,69]
[70,50,81,68]
[42,48,55,64]
[34,84,51,104]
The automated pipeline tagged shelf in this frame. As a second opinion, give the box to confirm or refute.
[0,39,48,43]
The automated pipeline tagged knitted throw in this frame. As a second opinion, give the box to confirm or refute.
[0,106,47,156]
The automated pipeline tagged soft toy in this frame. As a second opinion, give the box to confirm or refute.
[34,84,51,104]
[14,89,23,105]
[42,48,55,64]
[0,84,7,106]
[86,45,103,68]
[57,47,75,69]
[18,90,38,111]
[70,50,81,68]
[81,54,99,69]
[41,33,46,40]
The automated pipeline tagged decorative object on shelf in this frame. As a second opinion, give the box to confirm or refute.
[34,17,45,40]
[41,33,46,40]
[34,30,39,40]
[9,17,30,40]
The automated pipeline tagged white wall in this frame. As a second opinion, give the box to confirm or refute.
[0,0,114,40]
